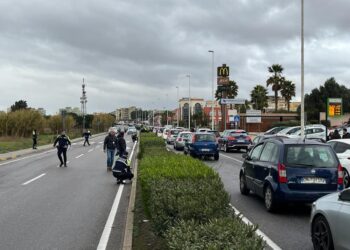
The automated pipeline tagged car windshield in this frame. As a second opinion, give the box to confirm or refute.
[285,145,337,168]
[195,134,216,142]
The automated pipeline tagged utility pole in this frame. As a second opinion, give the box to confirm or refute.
[80,79,87,133]
[186,74,191,130]
[300,0,305,137]
[176,86,179,127]
[208,50,215,130]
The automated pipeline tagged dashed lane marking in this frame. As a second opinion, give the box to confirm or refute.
[75,154,84,159]
[88,149,94,153]
[22,173,46,186]
[219,153,244,164]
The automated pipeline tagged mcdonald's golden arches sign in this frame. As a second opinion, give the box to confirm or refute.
[217,64,229,77]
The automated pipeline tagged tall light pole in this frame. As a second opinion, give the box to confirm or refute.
[166,94,169,126]
[176,86,179,127]
[301,0,305,137]
[186,74,191,130]
[80,79,87,133]
[208,50,215,130]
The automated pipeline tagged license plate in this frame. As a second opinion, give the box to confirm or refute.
[301,177,326,184]
[201,149,210,152]
[237,140,245,143]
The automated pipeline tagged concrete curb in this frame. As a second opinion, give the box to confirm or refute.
[0,132,106,162]
[122,139,140,250]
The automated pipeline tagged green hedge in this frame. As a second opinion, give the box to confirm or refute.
[165,219,265,250]
[138,133,265,249]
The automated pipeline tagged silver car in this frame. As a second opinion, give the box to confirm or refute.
[173,132,192,150]
[310,188,350,250]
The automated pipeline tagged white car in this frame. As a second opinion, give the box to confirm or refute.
[327,139,350,188]
[288,124,327,141]
[276,126,301,136]
[162,129,169,140]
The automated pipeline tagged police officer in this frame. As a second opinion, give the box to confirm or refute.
[112,152,133,184]
[53,131,71,167]
[83,130,91,146]
[117,131,127,157]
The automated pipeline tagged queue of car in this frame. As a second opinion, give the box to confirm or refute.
[154,124,350,249]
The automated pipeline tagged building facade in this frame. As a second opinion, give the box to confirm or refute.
[266,96,287,112]
[115,106,137,121]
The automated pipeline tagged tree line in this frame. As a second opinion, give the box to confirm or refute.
[0,103,116,137]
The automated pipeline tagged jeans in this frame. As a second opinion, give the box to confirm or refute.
[106,149,115,167]
[57,148,67,164]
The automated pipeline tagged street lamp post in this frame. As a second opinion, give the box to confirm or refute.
[166,94,169,126]
[186,74,191,130]
[208,50,215,130]
[301,0,305,137]
[176,86,179,127]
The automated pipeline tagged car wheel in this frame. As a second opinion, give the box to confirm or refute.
[344,169,350,188]
[264,185,278,212]
[240,174,250,195]
[312,215,334,250]
[214,153,219,161]
[174,144,177,150]
[224,143,229,153]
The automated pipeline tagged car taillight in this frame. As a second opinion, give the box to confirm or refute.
[228,136,236,140]
[192,136,196,143]
[338,164,344,187]
[247,136,252,141]
[278,163,287,183]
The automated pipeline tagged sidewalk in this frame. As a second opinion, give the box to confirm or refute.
[0,132,107,162]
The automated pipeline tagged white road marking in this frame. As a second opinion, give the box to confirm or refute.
[99,141,103,144]
[22,173,46,186]
[91,142,96,144]
[0,149,56,166]
[72,143,77,145]
[126,141,130,143]
[126,147,131,150]
[219,153,244,164]
[97,141,137,250]
[229,203,282,250]
[88,149,94,153]
[75,154,84,159]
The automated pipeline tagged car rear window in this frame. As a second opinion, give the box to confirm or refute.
[230,132,247,137]
[195,134,216,142]
[171,130,179,135]
[285,145,337,168]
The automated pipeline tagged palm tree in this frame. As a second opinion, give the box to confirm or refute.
[215,80,238,100]
[266,64,285,111]
[280,80,296,112]
[250,85,268,110]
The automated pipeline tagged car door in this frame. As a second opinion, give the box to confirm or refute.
[254,142,280,197]
[333,189,350,249]
[244,143,264,192]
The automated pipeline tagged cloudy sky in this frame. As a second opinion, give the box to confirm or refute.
[1,0,350,114]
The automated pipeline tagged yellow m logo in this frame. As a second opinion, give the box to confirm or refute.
[217,64,229,77]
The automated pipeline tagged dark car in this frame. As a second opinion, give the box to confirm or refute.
[264,126,287,135]
[218,129,252,152]
[239,138,343,212]
[184,132,219,160]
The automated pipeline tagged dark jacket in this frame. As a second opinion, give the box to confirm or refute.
[117,135,126,153]
[83,131,91,139]
[104,134,118,150]
[32,130,37,140]
[331,131,341,140]
[54,135,71,149]
[343,132,350,139]
[113,156,130,173]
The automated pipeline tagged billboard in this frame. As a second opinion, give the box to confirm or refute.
[327,98,342,117]
[246,110,261,123]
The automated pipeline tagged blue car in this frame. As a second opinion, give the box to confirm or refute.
[239,138,343,212]
[184,133,219,160]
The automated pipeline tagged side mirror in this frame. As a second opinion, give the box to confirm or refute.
[339,189,350,202]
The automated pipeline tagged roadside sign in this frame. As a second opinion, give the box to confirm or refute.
[327,98,342,117]
[217,76,229,85]
[220,99,246,105]
[234,115,240,122]
[217,64,229,77]
[246,110,261,123]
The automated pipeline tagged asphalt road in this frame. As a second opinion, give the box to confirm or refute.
[167,144,313,250]
[0,134,135,250]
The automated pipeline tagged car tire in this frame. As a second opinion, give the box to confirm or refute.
[344,169,350,188]
[312,215,334,250]
[240,174,250,195]
[214,153,219,161]
[224,143,229,153]
[174,145,177,150]
[264,185,278,212]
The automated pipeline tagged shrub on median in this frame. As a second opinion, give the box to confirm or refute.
[165,218,265,250]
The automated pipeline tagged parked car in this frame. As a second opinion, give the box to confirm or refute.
[166,129,180,144]
[174,131,192,150]
[239,138,343,212]
[162,129,169,140]
[208,130,221,142]
[288,124,327,141]
[276,126,301,136]
[264,126,287,135]
[218,129,252,152]
[197,128,211,133]
[157,127,165,137]
[310,188,350,250]
[328,139,350,188]
[184,132,219,160]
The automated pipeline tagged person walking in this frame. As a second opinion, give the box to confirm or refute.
[53,131,71,167]
[83,130,91,146]
[342,128,350,139]
[331,129,341,140]
[117,131,127,157]
[103,128,118,171]
[32,129,38,149]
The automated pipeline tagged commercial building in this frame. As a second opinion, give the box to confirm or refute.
[266,96,287,112]
[115,106,137,122]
